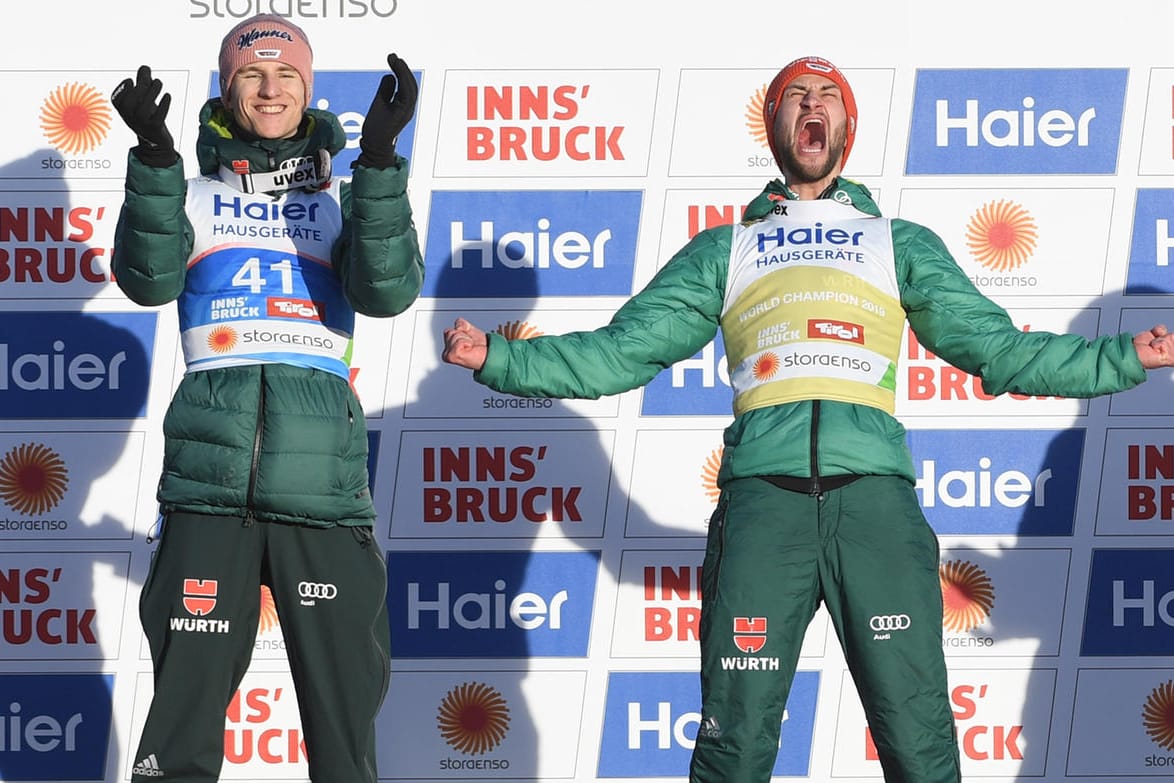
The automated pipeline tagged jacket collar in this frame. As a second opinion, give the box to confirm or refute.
[194,99,347,196]
[743,177,883,222]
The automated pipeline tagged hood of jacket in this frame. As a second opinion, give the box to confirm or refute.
[194,97,347,178]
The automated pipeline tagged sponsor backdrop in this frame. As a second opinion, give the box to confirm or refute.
[2,1,1174,780]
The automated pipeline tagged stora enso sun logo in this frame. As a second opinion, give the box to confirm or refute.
[39,82,112,156]
[700,446,722,503]
[494,319,543,341]
[939,559,995,633]
[0,442,69,516]
[745,84,769,148]
[437,681,511,755]
[964,199,1038,273]
[1143,680,1174,751]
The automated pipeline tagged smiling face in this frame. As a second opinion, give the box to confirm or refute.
[771,73,850,196]
[223,60,306,140]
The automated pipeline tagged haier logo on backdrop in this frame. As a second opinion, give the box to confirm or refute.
[1081,549,1174,656]
[387,550,597,657]
[906,69,1126,174]
[0,312,154,419]
[641,332,731,416]
[424,190,640,297]
[596,670,817,777]
[206,70,418,169]
[0,673,111,780]
[908,428,1082,536]
[1126,189,1174,293]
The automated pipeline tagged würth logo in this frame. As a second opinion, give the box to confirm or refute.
[733,616,767,653]
[182,578,218,616]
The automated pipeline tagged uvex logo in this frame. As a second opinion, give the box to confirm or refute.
[182,578,218,616]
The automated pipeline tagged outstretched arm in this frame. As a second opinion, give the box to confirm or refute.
[437,229,730,400]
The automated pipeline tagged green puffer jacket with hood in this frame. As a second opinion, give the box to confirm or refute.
[113,99,423,527]
[476,178,1145,487]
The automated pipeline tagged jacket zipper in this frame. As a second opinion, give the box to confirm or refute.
[809,400,822,499]
[244,365,266,526]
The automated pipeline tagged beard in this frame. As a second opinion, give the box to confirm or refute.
[776,123,848,184]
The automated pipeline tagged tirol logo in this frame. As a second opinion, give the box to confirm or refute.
[809,319,865,343]
[0,443,68,516]
[1,311,155,420]
[182,579,218,616]
[388,550,597,657]
[733,616,767,653]
[641,331,732,416]
[965,200,1038,272]
[909,428,1082,535]
[1143,680,1174,751]
[39,83,112,155]
[1126,189,1174,294]
[268,298,322,320]
[437,681,511,755]
[207,69,420,169]
[423,190,640,297]
[940,559,995,633]
[905,68,1126,174]
[1081,548,1174,656]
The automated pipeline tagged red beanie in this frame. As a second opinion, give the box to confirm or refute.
[763,56,858,171]
[218,14,314,103]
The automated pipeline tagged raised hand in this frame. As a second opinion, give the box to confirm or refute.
[355,53,418,169]
[111,65,177,167]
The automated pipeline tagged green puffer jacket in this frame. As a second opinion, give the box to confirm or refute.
[113,100,423,527]
[476,178,1145,486]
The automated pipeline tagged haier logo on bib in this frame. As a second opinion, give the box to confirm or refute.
[387,550,597,657]
[1081,548,1174,656]
[906,69,1126,174]
[208,69,419,169]
[909,428,1082,536]
[424,190,639,297]
[596,670,817,777]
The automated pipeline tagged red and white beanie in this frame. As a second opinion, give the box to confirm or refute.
[762,56,858,171]
[218,14,314,103]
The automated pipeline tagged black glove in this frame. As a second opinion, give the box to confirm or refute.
[111,65,177,167]
[355,54,418,169]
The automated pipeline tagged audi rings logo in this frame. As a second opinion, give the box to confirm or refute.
[298,581,338,604]
[869,614,911,631]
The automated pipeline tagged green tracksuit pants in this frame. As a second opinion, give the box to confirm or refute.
[130,512,391,783]
[688,476,962,783]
